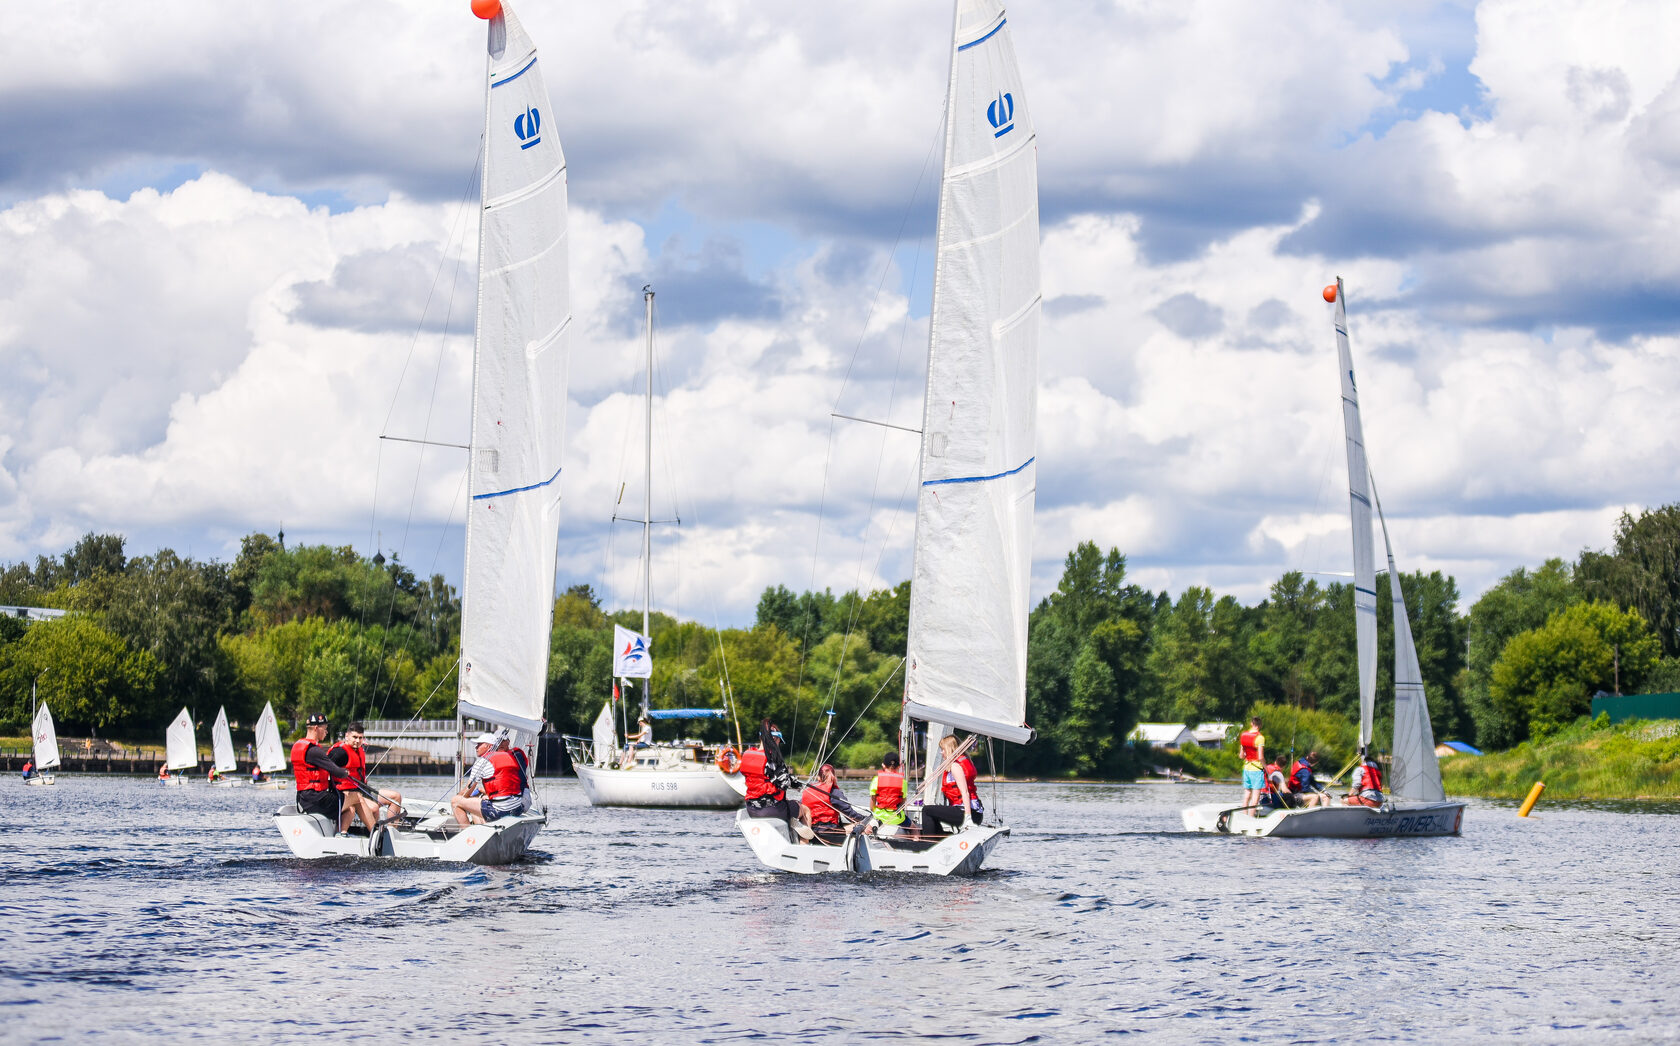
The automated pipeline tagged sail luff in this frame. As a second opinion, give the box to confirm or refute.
[1373,483,1446,802]
[211,706,237,774]
[456,1,570,738]
[1334,277,1379,751]
[32,701,60,771]
[255,702,287,773]
[902,0,1040,745]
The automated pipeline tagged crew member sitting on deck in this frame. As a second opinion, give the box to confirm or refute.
[869,752,908,833]
[740,720,814,840]
[331,722,404,832]
[292,713,362,827]
[1258,758,1299,811]
[922,734,984,834]
[21,760,35,781]
[251,763,264,784]
[157,764,169,781]
[620,715,652,769]
[800,762,867,843]
[451,733,530,825]
[496,731,535,813]
[1289,751,1329,808]
[1344,752,1385,807]
[207,766,222,783]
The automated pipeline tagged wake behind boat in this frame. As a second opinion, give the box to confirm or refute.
[1184,279,1465,839]
[273,0,568,865]
[737,0,1041,877]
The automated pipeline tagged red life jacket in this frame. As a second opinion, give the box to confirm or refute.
[873,769,905,811]
[1359,761,1384,793]
[292,739,330,792]
[1239,730,1261,763]
[801,781,840,825]
[332,744,367,791]
[941,756,979,806]
[1262,761,1285,796]
[483,750,524,800]
[739,746,782,802]
[1289,760,1311,791]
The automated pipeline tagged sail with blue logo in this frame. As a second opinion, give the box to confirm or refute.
[1333,276,1379,752]
[902,0,1039,746]
[458,1,571,737]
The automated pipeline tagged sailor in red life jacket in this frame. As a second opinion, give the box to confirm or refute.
[868,752,908,833]
[922,734,984,834]
[799,762,867,842]
[451,733,531,825]
[740,720,814,840]
[1238,717,1265,810]
[1288,750,1329,808]
[291,713,363,826]
[1344,752,1385,807]
[496,732,536,812]
[330,722,405,833]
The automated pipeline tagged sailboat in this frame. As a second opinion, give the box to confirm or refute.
[737,0,1040,875]
[273,0,565,863]
[26,691,59,786]
[565,288,744,809]
[251,701,288,788]
[208,707,242,786]
[1182,279,1466,838]
[161,707,196,785]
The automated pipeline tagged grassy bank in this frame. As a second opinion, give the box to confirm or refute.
[1442,717,1680,799]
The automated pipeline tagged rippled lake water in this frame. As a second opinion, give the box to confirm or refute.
[4,776,1679,1043]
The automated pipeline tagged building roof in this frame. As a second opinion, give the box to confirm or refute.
[1192,722,1236,743]
[1131,723,1195,745]
[1437,740,1483,755]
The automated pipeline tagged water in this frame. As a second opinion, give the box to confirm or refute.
[4,778,1679,1043]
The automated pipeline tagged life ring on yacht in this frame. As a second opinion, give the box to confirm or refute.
[715,747,740,774]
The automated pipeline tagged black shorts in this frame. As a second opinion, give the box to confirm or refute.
[297,789,340,820]
[745,797,803,821]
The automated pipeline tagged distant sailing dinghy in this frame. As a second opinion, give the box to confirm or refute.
[208,707,243,786]
[738,0,1040,876]
[161,707,196,785]
[1183,279,1466,838]
[27,697,59,786]
[273,0,566,864]
[251,702,288,789]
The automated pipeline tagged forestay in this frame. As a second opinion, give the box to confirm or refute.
[32,701,60,771]
[254,702,287,773]
[1375,488,1445,802]
[592,701,616,766]
[457,2,571,737]
[211,707,237,774]
[903,0,1040,746]
[165,708,196,772]
[1333,277,1379,750]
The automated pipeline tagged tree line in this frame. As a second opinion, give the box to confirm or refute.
[3,504,1678,770]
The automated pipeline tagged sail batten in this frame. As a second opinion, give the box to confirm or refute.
[1333,277,1379,750]
[903,0,1038,745]
[457,2,570,736]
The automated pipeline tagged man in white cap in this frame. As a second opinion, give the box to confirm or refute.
[450,732,529,825]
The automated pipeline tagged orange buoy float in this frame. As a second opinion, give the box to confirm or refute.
[471,0,502,19]
[1322,284,1337,303]
[715,746,740,774]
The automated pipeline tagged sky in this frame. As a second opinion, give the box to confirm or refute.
[1,0,1677,626]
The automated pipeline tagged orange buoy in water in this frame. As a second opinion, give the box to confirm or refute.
[471,0,502,19]
[1322,284,1338,303]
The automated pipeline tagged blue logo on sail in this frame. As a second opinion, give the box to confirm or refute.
[987,92,1014,138]
[515,107,541,150]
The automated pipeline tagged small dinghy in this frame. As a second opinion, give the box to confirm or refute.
[26,693,59,787]
[275,0,567,865]
[737,810,1008,876]
[249,702,288,789]
[1184,280,1465,839]
[159,707,196,785]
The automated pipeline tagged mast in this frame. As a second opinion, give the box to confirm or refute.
[641,286,654,719]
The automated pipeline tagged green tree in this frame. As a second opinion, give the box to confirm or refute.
[1489,602,1660,739]
[1577,504,1680,657]
[1463,559,1578,748]
[0,615,160,731]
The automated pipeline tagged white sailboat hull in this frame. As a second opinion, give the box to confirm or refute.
[1182,800,1465,838]
[736,808,1007,876]
[273,799,544,864]
[576,763,743,808]
[159,775,191,786]
[24,775,55,786]
[252,780,287,790]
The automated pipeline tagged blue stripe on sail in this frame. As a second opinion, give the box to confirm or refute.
[923,456,1034,487]
[957,16,1006,51]
[491,56,538,88]
[472,465,561,501]
[1355,586,1378,597]
[1349,491,1371,506]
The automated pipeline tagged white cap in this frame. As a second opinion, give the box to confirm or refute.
[473,732,499,747]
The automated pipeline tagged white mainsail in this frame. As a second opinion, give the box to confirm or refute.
[457,1,571,737]
[591,701,616,767]
[254,702,287,773]
[211,706,237,774]
[902,0,1040,746]
[1333,276,1379,751]
[1374,487,1445,802]
[165,707,196,772]
[32,701,60,771]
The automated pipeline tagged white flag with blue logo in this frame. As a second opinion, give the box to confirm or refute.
[613,625,653,679]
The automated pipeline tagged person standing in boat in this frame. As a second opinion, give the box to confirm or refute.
[450,733,529,826]
[1344,752,1385,807]
[740,720,814,839]
[800,763,868,841]
[291,713,361,826]
[1238,717,1265,809]
[868,752,909,833]
[922,734,983,833]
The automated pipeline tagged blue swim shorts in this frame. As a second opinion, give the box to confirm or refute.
[1242,768,1265,791]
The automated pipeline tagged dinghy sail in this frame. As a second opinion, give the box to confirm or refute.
[254,702,286,774]
[1333,277,1380,755]
[1374,484,1445,803]
[165,708,196,775]
[211,707,238,780]
[274,0,564,862]
[32,699,60,782]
